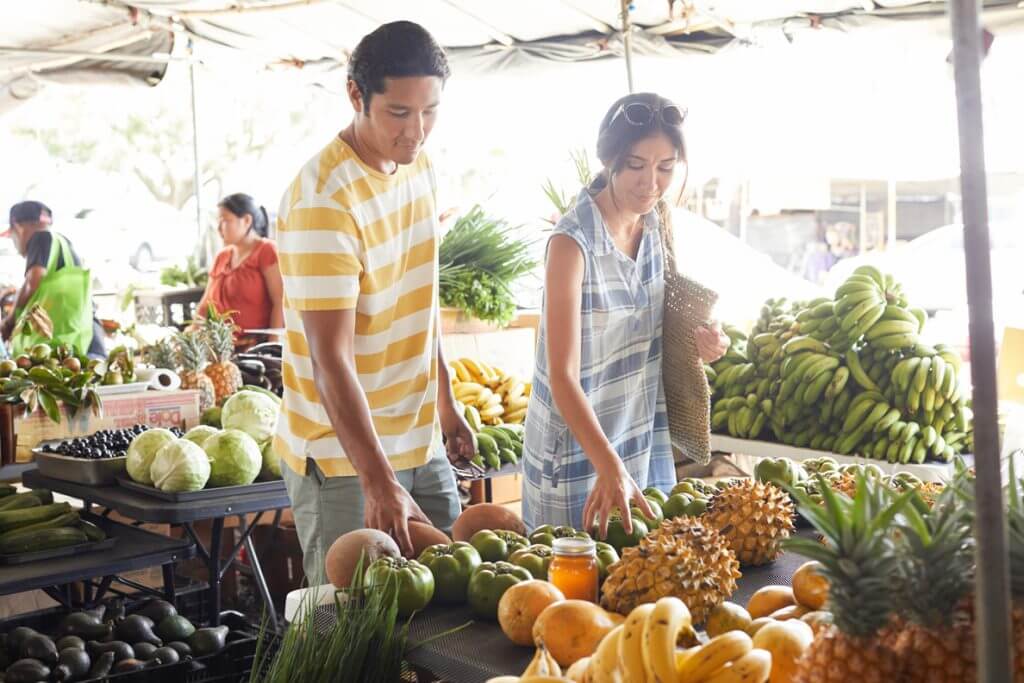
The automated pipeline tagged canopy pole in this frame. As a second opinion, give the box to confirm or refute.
[620,0,635,93]
[188,38,203,250]
[948,2,1013,681]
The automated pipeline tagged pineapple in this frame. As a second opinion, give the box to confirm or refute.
[784,473,908,683]
[600,517,740,623]
[703,479,795,566]
[176,331,216,412]
[201,305,243,402]
[143,338,178,371]
[891,481,977,682]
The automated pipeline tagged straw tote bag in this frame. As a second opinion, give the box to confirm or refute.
[655,202,719,465]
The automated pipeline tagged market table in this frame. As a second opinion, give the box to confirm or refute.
[22,468,291,629]
[0,513,194,611]
[298,532,814,683]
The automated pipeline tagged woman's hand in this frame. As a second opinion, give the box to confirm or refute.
[582,459,655,540]
[695,321,730,364]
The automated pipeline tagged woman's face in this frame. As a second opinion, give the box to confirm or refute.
[609,132,682,215]
[218,207,252,245]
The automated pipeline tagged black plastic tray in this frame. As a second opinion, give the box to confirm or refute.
[34,441,127,486]
[116,474,285,502]
[0,534,117,565]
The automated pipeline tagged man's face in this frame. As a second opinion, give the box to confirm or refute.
[9,224,27,256]
[353,76,443,166]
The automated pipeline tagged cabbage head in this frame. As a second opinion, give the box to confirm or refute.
[203,429,262,487]
[126,428,176,485]
[184,425,219,447]
[150,439,211,492]
[260,439,282,480]
[221,390,279,443]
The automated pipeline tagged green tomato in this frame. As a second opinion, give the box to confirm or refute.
[642,487,669,505]
[671,481,699,497]
[29,343,52,364]
[364,556,435,617]
[754,457,798,487]
[683,497,709,516]
[469,529,529,562]
[508,544,554,580]
[466,561,532,620]
[528,525,590,547]
[661,493,693,519]
[595,542,619,583]
[418,542,481,604]
[591,514,648,554]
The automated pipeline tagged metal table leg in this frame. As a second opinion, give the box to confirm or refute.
[207,518,224,625]
[244,532,279,632]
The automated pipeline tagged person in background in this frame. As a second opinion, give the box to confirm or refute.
[521,93,729,535]
[1,201,106,358]
[195,193,283,346]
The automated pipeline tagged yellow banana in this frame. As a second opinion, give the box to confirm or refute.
[480,405,506,420]
[642,597,691,683]
[460,358,488,383]
[587,625,625,683]
[677,631,753,681]
[676,647,700,674]
[496,375,519,396]
[504,407,528,423]
[450,360,473,383]
[619,604,655,683]
[475,387,495,406]
[506,395,530,412]
[454,382,485,401]
[523,644,562,678]
[565,657,591,682]
[508,382,527,402]
[479,391,504,409]
[478,360,500,381]
[702,648,772,683]
[524,382,532,397]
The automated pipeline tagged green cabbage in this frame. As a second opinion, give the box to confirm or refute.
[150,439,211,492]
[203,429,262,487]
[221,390,280,443]
[183,425,219,447]
[260,439,282,480]
[126,428,176,485]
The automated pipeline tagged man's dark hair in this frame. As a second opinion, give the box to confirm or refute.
[348,21,450,109]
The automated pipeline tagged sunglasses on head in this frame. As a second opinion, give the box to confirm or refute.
[611,101,687,128]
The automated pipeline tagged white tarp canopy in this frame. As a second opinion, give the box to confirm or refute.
[3,0,1023,114]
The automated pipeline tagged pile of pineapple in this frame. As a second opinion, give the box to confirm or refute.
[448,357,531,426]
[143,307,242,412]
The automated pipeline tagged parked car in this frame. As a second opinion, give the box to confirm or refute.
[64,205,198,273]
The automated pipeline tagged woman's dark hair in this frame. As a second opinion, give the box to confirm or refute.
[348,21,450,109]
[594,92,687,181]
[219,193,269,238]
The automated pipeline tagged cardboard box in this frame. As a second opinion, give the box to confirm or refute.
[13,390,201,463]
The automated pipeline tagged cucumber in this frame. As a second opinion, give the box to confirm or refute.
[0,493,41,512]
[0,526,88,555]
[0,484,15,498]
[28,489,54,505]
[0,502,72,533]
[0,511,79,542]
[77,519,106,542]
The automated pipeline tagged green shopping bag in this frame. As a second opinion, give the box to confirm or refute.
[11,234,93,357]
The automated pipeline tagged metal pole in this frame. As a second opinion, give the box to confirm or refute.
[948,2,1013,682]
[188,39,203,246]
[620,0,635,93]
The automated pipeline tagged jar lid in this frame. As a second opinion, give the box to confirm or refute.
[552,537,596,556]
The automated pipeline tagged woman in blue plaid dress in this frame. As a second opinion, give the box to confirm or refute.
[522,93,729,535]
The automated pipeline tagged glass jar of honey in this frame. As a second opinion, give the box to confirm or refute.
[549,537,599,602]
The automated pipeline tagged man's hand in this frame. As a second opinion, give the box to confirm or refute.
[363,478,431,557]
[0,316,14,342]
[439,399,476,465]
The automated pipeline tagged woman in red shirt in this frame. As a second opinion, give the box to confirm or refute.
[196,193,283,346]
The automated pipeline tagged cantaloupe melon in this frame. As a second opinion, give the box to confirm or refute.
[324,529,399,588]
[408,520,451,557]
[452,503,526,542]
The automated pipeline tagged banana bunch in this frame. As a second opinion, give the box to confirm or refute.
[751,297,794,337]
[712,394,772,440]
[567,597,769,683]
[450,357,531,426]
[795,298,839,343]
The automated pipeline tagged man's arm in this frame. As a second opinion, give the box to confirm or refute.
[435,319,476,464]
[300,308,430,556]
[1,266,45,340]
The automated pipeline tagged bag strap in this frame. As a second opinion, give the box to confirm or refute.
[655,200,679,275]
[44,234,71,272]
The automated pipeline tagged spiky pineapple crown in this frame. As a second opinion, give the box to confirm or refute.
[892,479,975,629]
[783,473,914,638]
[200,304,238,362]
[143,339,178,371]
[175,331,209,372]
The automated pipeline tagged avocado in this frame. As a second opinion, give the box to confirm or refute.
[53,648,90,682]
[150,647,181,666]
[217,610,249,632]
[54,636,85,652]
[187,626,228,657]
[7,628,38,657]
[58,613,110,641]
[165,641,192,659]
[155,615,195,643]
[114,615,161,646]
[4,658,51,683]
[87,640,134,663]
[112,658,146,674]
[135,599,177,625]
[132,642,158,660]
[20,634,57,666]
[87,651,114,678]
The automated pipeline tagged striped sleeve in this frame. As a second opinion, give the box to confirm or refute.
[278,207,363,311]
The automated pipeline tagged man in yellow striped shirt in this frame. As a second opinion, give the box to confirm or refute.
[274,21,475,579]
